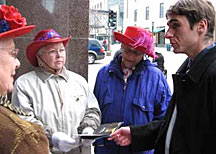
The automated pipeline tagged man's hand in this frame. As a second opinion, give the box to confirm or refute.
[52,132,76,152]
[108,126,132,146]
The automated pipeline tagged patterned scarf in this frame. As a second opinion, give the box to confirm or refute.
[122,66,135,83]
[0,95,30,116]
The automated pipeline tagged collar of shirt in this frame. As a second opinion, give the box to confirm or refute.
[188,43,216,72]
[34,66,69,82]
[122,66,135,83]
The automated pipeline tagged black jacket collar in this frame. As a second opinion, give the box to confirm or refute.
[177,46,216,83]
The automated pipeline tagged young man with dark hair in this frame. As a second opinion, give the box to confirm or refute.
[110,0,216,154]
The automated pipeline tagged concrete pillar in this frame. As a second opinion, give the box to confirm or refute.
[7,0,89,80]
[6,0,90,153]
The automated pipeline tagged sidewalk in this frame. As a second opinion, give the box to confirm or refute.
[106,43,121,58]
[155,47,187,92]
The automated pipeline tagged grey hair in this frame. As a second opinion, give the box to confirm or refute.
[37,48,44,55]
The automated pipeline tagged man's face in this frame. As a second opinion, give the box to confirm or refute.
[165,14,200,56]
[39,42,66,71]
[0,38,20,95]
[121,44,144,68]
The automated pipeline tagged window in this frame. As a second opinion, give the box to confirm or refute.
[0,0,5,4]
[160,3,164,18]
[89,40,101,48]
[134,9,137,22]
[100,2,102,9]
[146,6,149,20]
[126,0,129,18]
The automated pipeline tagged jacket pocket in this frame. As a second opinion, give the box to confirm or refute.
[100,95,116,123]
[132,98,154,123]
[102,95,113,111]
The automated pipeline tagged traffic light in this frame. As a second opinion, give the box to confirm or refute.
[108,10,117,27]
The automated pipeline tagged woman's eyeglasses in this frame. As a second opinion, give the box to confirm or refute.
[42,48,65,57]
[0,48,19,58]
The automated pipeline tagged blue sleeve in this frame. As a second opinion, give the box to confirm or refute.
[93,66,108,109]
[153,72,172,120]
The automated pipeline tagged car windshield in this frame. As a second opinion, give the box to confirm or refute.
[89,40,102,47]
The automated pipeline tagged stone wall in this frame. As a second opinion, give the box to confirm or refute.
[7,0,89,80]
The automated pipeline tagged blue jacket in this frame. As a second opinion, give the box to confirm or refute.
[93,54,172,154]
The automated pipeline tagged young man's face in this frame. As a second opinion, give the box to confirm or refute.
[0,38,20,95]
[121,44,144,69]
[165,14,200,57]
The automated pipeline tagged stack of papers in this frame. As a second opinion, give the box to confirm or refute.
[79,122,123,140]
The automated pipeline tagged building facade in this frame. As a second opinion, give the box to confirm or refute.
[123,0,216,47]
[89,0,124,42]
[90,0,216,47]
[123,0,177,47]
[89,0,109,40]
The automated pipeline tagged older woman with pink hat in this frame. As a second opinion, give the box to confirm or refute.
[0,4,50,154]
[11,28,101,153]
[93,26,171,154]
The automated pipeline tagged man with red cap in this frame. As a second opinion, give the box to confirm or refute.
[11,28,101,154]
[93,26,171,154]
[0,4,49,154]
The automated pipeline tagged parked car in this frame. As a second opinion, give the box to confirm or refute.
[88,38,105,64]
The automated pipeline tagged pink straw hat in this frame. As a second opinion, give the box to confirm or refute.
[114,26,157,58]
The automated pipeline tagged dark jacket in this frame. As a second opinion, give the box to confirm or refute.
[153,52,165,71]
[130,45,216,154]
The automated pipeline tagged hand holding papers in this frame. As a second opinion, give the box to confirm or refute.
[79,122,123,140]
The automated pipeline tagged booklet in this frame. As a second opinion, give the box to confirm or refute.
[79,122,123,140]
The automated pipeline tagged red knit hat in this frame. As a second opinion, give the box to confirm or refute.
[0,5,35,39]
[26,29,71,66]
[114,26,157,58]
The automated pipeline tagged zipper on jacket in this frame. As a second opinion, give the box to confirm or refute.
[123,74,128,90]
[121,79,127,122]
[57,86,63,109]
[123,80,127,90]
[55,78,64,109]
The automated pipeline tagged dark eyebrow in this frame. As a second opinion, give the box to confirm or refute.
[167,19,178,26]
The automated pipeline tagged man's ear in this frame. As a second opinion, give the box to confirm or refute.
[197,19,208,34]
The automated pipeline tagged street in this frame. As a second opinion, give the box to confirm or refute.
[88,44,187,93]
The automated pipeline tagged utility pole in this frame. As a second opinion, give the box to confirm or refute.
[107,28,112,52]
